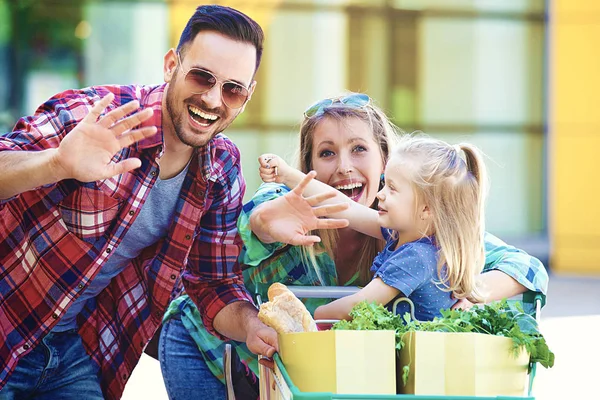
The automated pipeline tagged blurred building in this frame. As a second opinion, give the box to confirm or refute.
[0,0,596,274]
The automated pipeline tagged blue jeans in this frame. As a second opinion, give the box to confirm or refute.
[159,315,226,399]
[0,330,103,400]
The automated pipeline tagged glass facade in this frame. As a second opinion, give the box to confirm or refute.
[0,0,547,240]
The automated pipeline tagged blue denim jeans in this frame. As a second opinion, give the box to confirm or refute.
[0,330,103,400]
[159,315,226,400]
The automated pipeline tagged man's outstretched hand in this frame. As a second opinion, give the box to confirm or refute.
[51,93,157,182]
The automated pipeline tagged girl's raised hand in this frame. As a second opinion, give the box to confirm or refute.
[258,153,290,184]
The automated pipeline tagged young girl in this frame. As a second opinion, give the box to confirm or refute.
[259,134,488,321]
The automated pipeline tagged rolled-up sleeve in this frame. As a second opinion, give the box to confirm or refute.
[0,89,92,208]
[237,183,291,267]
[182,141,253,339]
[483,232,549,295]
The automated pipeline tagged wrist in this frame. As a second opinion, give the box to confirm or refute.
[281,168,304,188]
[240,302,262,338]
[250,205,276,243]
[46,148,70,182]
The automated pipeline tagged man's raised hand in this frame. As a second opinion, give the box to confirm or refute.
[52,93,157,182]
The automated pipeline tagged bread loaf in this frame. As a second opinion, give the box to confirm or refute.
[258,283,318,334]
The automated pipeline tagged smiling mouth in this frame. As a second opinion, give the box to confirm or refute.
[334,182,365,202]
[188,105,220,127]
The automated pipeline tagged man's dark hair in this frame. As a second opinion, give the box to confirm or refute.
[177,5,264,72]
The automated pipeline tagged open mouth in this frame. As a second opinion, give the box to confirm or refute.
[188,105,220,128]
[334,182,365,202]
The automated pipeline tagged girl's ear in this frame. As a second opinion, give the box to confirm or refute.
[420,205,432,220]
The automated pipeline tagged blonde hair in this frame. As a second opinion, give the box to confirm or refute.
[392,134,488,301]
[297,95,401,285]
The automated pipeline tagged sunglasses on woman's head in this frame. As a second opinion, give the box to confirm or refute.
[303,93,371,118]
[177,53,250,109]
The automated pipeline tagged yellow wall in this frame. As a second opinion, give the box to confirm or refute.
[551,0,600,273]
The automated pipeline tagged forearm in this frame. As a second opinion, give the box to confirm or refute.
[314,296,358,321]
[0,149,65,199]
[213,300,260,342]
[478,270,528,302]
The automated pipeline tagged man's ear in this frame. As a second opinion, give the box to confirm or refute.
[239,81,257,114]
[164,48,178,83]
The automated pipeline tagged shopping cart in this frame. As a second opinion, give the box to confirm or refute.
[256,286,546,400]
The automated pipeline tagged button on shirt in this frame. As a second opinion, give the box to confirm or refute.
[52,159,191,332]
[0,84,252,399]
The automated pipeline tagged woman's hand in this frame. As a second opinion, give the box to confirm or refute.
[258,153,293,185]
[250,171,349,246]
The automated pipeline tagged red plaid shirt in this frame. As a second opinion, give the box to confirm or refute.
[0,84,252,399]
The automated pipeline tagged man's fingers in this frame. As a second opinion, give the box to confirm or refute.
[305,190,338,207]
[117,126,158,148]
[84,93,115,123]
[315,218,349,230]
[105,158,142,178]
[96,99,141,128]
[110,108,154,135]
[312,203,349,217]
[258,357,275,371]
[253,327,279,356]
[291,171,317,196]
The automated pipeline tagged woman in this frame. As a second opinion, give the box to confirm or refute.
[158,93,548,399]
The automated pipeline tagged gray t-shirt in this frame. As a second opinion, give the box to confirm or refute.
[371,230,454,321]
[52,164,189,332]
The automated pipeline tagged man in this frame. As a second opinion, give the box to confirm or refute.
[0,5,277,399]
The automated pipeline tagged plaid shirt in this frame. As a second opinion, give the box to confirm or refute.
[165,182,549,384]
[0,84,252,399]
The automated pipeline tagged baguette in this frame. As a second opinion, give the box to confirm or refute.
[258,283,318,334]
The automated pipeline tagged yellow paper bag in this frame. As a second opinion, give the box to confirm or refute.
[279,330,396,394]
[398,331,529,396]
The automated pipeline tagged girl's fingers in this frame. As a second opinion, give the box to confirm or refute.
[259,154,277,167]
[259,166,275,175]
